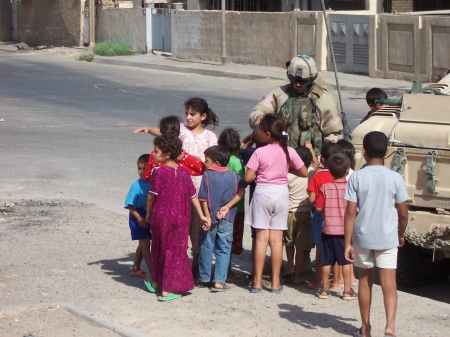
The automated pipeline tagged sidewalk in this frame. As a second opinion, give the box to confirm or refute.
[92,53,424,97]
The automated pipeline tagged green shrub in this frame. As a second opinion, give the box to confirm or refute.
[78,53,95,62]
[93,41,134,56]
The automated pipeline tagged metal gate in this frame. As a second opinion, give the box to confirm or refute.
[151,8,171,52]
[327,14,370,75]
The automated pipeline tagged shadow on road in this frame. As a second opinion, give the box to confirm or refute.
[278,303,358,335]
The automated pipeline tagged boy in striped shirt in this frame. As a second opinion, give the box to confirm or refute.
[315,153,357,300]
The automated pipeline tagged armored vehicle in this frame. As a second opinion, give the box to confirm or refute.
[351,72,450,287]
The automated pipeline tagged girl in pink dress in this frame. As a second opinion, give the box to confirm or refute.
[145,134,209,301]
[135,98,219,279]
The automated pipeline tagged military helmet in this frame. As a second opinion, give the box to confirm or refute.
[286,55,318,86]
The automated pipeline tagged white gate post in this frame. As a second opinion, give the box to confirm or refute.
[145,2,154,53]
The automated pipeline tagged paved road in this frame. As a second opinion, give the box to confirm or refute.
[1,53,448,312]
[0,53,367,213]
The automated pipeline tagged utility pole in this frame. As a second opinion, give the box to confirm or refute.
[221,0,226,65]
[89,0,95,47]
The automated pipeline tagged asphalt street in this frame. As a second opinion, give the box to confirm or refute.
[1,53,448,305]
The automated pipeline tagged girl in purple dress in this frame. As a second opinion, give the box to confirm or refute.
[145,134,209,301]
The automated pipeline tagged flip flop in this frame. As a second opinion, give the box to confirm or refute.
[144,275,157,293]
[130,269,147,277]
[210,283,230,292]
[318,288,330,299]
[157,293,182,301]
[353,328,363,337]
[342,288,358,300]
[271,285,284,294]
[250,287,262,293]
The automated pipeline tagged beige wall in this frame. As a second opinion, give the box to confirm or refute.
[0,0,12,41]
[97,8,147,53]
[17,0,82,46]
[172,10,311,68]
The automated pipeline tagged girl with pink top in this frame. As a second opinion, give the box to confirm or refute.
[244,114,308,294]
[134,97,219,279]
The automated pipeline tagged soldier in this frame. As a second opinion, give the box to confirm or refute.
[249,55,344,155]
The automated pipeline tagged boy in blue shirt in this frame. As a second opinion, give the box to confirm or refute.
[124,154,152,277]
[344,132,408,337]
[198,146,245,291]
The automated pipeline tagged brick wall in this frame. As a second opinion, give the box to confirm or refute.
[0,0,12,41]
[17,0,82,46]
[392,0,414,12]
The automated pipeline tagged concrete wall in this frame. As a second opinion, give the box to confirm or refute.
[97,8,147,53]
[17,0,82,46]
[172,10,292,67]
[391,0,413,12]
[0,0,12,41]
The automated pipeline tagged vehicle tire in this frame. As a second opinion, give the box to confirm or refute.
[396,241,450,287]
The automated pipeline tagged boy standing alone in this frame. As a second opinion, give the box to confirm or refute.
[315,153,356,300]
[344,131,408,337]
[124,154,152,277]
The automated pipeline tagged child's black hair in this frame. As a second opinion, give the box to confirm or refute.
[295,146,313,169]
[184,97,219,129]
[259,114,290,165]
[337,139,356,170]
[366,88,387,106]
[138,154,149,164]
[204,145,230,167]
[153,134,183,161]
[218,128,241,156]
[327,153,350,179]
[252,124,265,148]
[320,142,342,162]
[159,115,182,136]
[363,131,388,159]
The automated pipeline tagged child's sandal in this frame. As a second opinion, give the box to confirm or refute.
[342,288,358,300]
[318,288,330,299]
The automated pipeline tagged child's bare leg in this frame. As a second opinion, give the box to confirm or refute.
[351,263,357,283]
[358,268,374,337]
[253,229,269,289]
[342,264,353,293]
[293,249,306,283]
[132,242,143,272]
[140,238,152,273]
[268,230,283,290]
[331,263,340,289]
[283,246,295,277]
[251,238,256,283]
[321,264,331,295]
[379,268,397,336]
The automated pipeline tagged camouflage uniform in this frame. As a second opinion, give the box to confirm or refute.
[249,83,343,156]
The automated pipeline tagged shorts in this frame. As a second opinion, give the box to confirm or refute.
[231,212,245,255]
[245,184,289,231]
[310,211,323,244]
[129,207,152,241]
[189,203,201,254]
[353,244,398,269]
[284,211,314,250]
[319,233,349,266]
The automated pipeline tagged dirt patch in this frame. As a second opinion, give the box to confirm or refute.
[0,305,115,337]
[1,199,449,337]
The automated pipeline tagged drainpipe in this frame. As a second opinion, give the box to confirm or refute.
[221,0,226,65]
[89,0,95,47]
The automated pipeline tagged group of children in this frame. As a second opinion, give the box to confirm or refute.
[123,88,407,337]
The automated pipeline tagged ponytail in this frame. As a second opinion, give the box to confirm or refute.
[259,114,291,165]
[184,97,219,129]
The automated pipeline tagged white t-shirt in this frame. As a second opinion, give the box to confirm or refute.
[288,167,315,213]
[344,165,408,250]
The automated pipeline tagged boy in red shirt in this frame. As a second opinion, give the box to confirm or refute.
[315,153,357,300]
[306,142,342,290]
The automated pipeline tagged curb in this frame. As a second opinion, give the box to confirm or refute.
[92,57,285,81]
[92,57,410,97]
[64,304,151,337]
